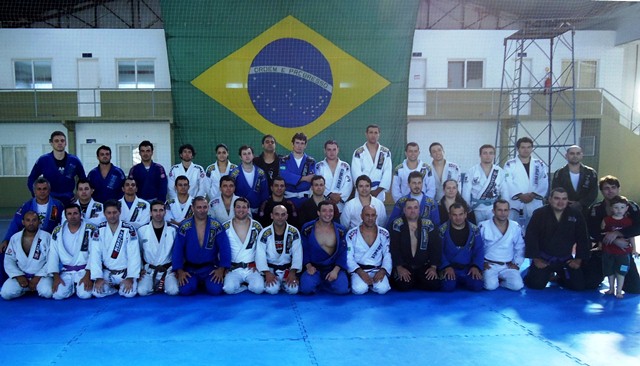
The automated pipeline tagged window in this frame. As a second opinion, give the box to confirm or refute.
[117,144,140,173]
[448,60,483,88]
[14,60,52,89]
[0,145,28,176]
[117,59,155,88]
[560,60,597,88]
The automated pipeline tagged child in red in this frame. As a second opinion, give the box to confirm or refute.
[601,196,637,298]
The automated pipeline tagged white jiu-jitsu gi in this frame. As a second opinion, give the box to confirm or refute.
[433,161,461,202]
[208,194,240,223]
[167,162,206,199]
[47,221,95,300]
[502,157,548,228]
[351,143,392,200]
[346,225,392,294]
[222,219,264,294]
[462,164,505,222]
[165,196,194,224]
[340,196,387,230]
[392,159,436,202]
[1,229,52,300]
[137,222,178,296]
[478,218,525,291]
[62,198,105,226]
[255,223,303,294]
[204,161,237,200]
[315,158,352,212]
[89,221,141,298]
[118,196,150,229]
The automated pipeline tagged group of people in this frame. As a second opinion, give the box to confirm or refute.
[1,128,638,300]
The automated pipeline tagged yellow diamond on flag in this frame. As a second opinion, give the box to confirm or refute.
[191,15,390,143]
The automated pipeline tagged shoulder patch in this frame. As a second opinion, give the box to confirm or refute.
[251,221,263,231]
[287,226,300,241]
[420,218,435,232]
[222,220,231,230]
[393,164,402,175]
[354,146,365,158]
[380,146,390,154]
[259,227,272,243]
[439,222,449,236]
[392,217,405,232]
[51,225,62,239]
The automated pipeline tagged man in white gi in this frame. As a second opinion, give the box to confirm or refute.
[1,211,53,300]
[315,140,352,213]
[167,143,206,199]
[222,198,265,294]
[462,144,505,222]
[137,200,179,296]
[255,205,302,294]
[89,200,141,298]
[479,199,525,291]
[205,143,237,200]
[392,142,435,201]
[346,205,392,295]
[165,175,194,226]
[341,175,387,229]
[69,179,104,225]
[48,204,95,300]
[118,178,150,229]
[502,137,548,228]
[209,175,240,223]
[351,124,392,200]
[429,142,461,202]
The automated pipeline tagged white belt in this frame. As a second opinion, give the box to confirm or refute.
[284,191,310,199]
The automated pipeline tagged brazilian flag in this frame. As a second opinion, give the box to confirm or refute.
[161,0,420,162]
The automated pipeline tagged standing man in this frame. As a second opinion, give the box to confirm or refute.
[439,203,485,292]
[387,171,440,227]
[524,188,590,290]
[257,176,299,229]
[1,211,53,300]
[346,206,392,295]
[253,134,281,192]
[128,140,168,202]
[462,144,505,222]
[341,175,387,230]
[165,175,194,226]
[167,144,206,200]
[87,145,126,203]
[48,204,95,300]
[392,142,435,201]
[137,200,179,296]
[28,131,86,204]
[222,198,265,294]
[118,178,150,229]
[172,196,231,296]
[389,198,442,292]
[67,179,104,226]
[205,143,237,200]
[351,124,392,200]
[503,137,548,228]
[479,199,525,291]
[299,202,349,295]
[551,145,598,217]
[89,200,141,298]
[315,140,352,213]
[280,132,316,209]
[230,145,269,215]
[429,142,461,202]
[255,205,302,295]
[208,175,240,223]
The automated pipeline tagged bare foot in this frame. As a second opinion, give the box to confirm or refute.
[604,289,614,295]
[616,293,624,299]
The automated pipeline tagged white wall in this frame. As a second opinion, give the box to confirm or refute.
[0,123,68,173]
[0,28,171,89]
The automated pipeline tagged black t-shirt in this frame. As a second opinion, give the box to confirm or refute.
[153,225,164,242]
[274,232,285,254]
[55,152,67,173]
[450,225,470,247]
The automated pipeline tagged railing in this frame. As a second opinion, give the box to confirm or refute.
[0,88,173,119]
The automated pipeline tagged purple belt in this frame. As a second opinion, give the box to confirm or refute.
[63,264,86,272]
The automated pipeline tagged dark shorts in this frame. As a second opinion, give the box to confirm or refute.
[602,252,630,276]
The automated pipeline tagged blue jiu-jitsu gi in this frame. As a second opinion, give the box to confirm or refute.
[299,220,349,295]
[28,152,86,204]
[279,153,316,208]
[3,198,64,242]
[229,166,268,213]
[87,164,127,203]
[439,220,485,292]
[127,161,168,202]
[387,194,440,228]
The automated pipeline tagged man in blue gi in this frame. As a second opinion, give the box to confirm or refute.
[87,145,126,203]
[439,203,485,292]
[28,131,86,204]
[299,201,349,295]
[280,132,316,209]
[230,145,269,215]
[172,196,231,295]
[127,140,168,202]
[387,171,440,228]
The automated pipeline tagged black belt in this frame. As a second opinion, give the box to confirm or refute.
[268,263,291,271]
[149,262,172,272]
[358,264,380,270]
[149,262,171,292]
[485,258,511,266]
[103,266,127,276]
[185,261,212,270]
[230,262,256,270]
[449,263,467,270]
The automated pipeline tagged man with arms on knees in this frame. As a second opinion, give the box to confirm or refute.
[280,132,316,209]
[351,124,392,201]
[479,199,525,291]
[89,200,141,298]
[118,178,150,229]
[315,140,352,213]
[463,144,505,222]
[48,204,95,300]
[222,198,264,294]
[524,188,590,290]
[257,176,299,229]
[392,142,435,201]
[167,144,206,200]
[172,196,231,295]
[551,145,598,217]
[346,206,392,295]
[1,211,53,300]
[429,142,461,202]
[165,175,194,226]
[299,201,349,295]
[28,131,86,204]
[387,171,440,227]
[87,145,126,203]
[389,198,441,291]
[255,205,302,294]
[230,145,269,215]
[137,200,179,296]
[502,137,548,229]
[440,203,485,292]
[209,175,240,224]
[128,140,168,202]
[341,175,387,230]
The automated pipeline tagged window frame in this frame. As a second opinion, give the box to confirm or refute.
[13,59,53,89]
[116,59,156,89]
[447,59,485,89]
